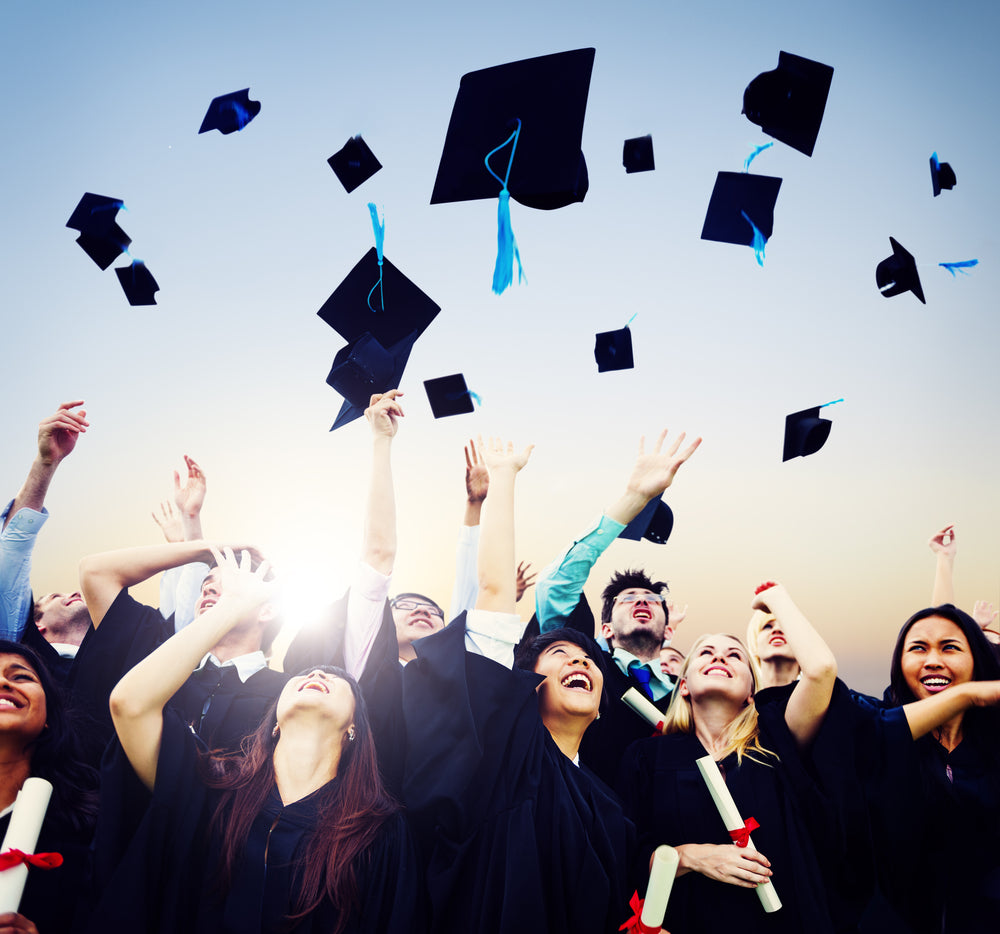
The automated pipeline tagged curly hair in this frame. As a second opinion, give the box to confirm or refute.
[600,569,669,624]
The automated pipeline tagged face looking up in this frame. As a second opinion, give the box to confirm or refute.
[679,635,755,706]
[533,639,604,724]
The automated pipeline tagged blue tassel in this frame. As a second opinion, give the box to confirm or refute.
[447,390,483,408]
[820,398,844,409]
[367,203,385,312]
[228,100,251,131]
[939,259,979,277]
[743,142,774,173]
[930,151,941,171]
[740,210,767,266]
[492,190,523,295]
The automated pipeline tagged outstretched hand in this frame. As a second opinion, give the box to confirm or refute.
[465,439,490,503]
[37,400,88,465]
[626,429,702,501]
[973,600,1000,636]
[479,435,534,474]
[152,501,184,543]
[173,455,207,517]
[515,560,537,602]
[208,547,276,619]
[365,390,404,438]
[928,524,956,558]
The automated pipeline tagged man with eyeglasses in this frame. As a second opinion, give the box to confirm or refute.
[533,427,701,786]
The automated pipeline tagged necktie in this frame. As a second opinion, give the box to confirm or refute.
[630,661,653,700]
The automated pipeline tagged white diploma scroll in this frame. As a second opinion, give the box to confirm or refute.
[695,755,781,913]
[621,687,665,730]
[640,845,679,931]
[0,777,55,913]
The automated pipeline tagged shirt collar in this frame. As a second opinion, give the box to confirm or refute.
[612,646,673,689]
[196,651,268,683]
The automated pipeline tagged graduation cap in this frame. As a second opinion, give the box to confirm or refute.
[66,193,131,270]
[594,326,634,372]
[623,135,655,174]
[328,136,382,193]
[431,48,595,210]
[742,51,834,157]
[423,373,478,418]
[619,496,674,545]
[318,249,440,430]
[701,171,782,263]
[930,152,956,197]
[783,403,838,461]
[115,260,159,306]
[198,88,260,135]
[876,237,925,304]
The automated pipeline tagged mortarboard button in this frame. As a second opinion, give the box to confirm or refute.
[423,374,477,418]
[328,136,382,193]
[430,48,595,211]
[327,331,418,431]
[876,237,925,304]
[701,171,782,248]
[66,193,131,270]
[623,135,655,174]
[783,406,834,461]
[198,88,261,135]
[115,260,159,305]
[619,497,674,545]
[742,51,834,157]
[930,152,956,197]
[595,327,634,372]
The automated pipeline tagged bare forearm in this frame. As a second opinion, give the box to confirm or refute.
[5,458,58,529]
[903,682,975,739]
[463,499,483,528]
[604,489,650,526]
[931,554,955,606]
[181,513,204,541]
[362,436,396,575]
[476,472,517,613]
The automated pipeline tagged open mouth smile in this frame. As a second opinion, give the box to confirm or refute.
[560,671,593,692]
[920,675,952,692]
[299,679,330,694]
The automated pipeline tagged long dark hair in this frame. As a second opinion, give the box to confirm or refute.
[0,640,98,835]
[204,666,396,932]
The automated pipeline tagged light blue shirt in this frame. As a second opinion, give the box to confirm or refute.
[611,645,674,702]
[0,499,48,641]
[534,514,625,632]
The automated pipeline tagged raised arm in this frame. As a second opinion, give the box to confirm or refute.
[475,437,533,615]
[928,524,956,606]
[362,391,403,575]
[752,582,837,748]
[109,548,274,790]
[173,455,207,541]
[450,439,489,618]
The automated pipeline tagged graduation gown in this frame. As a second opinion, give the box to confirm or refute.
[617,700,836,934]
[86,708,424,934]
[402,614,635,934]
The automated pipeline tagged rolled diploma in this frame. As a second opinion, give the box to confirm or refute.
[640,845,679,931]
[621,687,665,730]
[695,755,781,913]
[0,778,54,912]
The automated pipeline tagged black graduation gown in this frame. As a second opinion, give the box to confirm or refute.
[401,614,635,934]
[617,701,836,934]
[87,708,424,934]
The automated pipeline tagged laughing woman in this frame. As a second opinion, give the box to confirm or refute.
[87,548,422,934]
[618,583,840,934]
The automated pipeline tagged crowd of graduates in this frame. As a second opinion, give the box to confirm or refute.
[0,396,998,934]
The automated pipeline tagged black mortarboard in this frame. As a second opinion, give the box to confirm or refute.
[115,260,159,306]
[423,373,476,418]
[594,326,634,372]
[66,193,131,270]
[328,136,382,193]
[876,237,925,304]
[623,135,655,174]
[327,331,418,430]
[783,406,833,461]
[742,51,834,157]
[619,496,674,545]
[198,88,261,135]
[701,171,782,247]
[930,152,956,197]
[430,48,595,210]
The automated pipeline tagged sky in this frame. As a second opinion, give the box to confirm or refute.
[2,0,997,694]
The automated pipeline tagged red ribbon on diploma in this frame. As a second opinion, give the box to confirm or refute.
[619,890,659,933]
[728,817,760,848]
[0,848,64,871]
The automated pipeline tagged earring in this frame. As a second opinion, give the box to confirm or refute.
[272,724,280,739]
[595,712,601,721]
[347,726,356,742]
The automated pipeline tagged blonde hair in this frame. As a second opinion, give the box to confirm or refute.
[745,610,775,671]
[660,633,778,766]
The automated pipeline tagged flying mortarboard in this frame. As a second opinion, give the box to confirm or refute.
[328,136,383,193]
[701,171,782,264]
[423,373,478,418]
[66,193,131,270]
[595,326,634,372]
[782,400,840,461]
[930,152,956,197]
[198,88,261,135]
[115,260,159,306]
[619,496,674,545]
[742,51,834,157]
[876,237,925,304]
[623,135,655,174]
[327,332,419,430]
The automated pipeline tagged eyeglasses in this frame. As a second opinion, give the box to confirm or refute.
[615,592,667,605]
[391,599,445,619]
